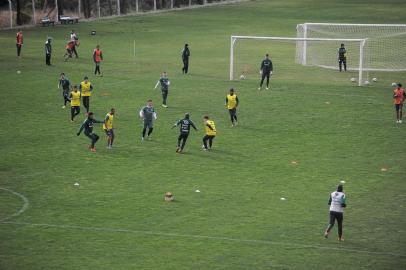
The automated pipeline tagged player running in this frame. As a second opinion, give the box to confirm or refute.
[172,113,198,153]
[202,116,217,151]
[16,30,23,58]
[393,83,405,123]
[79,76,94,113]
[258,54,273,90]
[58,73,71,109]
[181,43,190,74]
[323,184,347,241]
[70,30,79,58]
[77,112,104,152]
[69,85,81,122]
[139,100,157,141]
[338,43,347,72]
[64,40,76,61]
[93,45,103,76]
[103,108,115,149]
[154,71,170,108]
[225,88,239,127]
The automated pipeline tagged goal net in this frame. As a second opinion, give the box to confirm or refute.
[297,23,406,72]
[230,36,367,86]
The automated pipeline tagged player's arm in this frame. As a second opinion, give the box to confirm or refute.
[206,123,214,131]
[341,195,347,208]
[225,96,228,106]
[270,60,273,74]
[139,109,144,119]
[260,60,264,73]
[77,121,86,136]
[154,80,160,89]
[58,79,61,89]
[93,50,97,62]
[171,120,181,129]
[79,83,82,91]
[236,96,239,107]
[90,84,93,92]
[104,115,109,128]
[328,195,332,205]
[153,112,157,120]
[190,121,198,131]
[100,51,103,60]
[95,119,104,124]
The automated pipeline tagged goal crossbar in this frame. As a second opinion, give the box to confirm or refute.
[230,35,367,86]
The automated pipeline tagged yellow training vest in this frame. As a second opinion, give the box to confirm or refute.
[227,94,237,109]
[103,113,114,130]
[205,120,217,136]
[80,81,92,97]
[70,91,81,106]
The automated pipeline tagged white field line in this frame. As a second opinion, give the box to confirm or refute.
[0,188,29,222]
[1,220,405,258]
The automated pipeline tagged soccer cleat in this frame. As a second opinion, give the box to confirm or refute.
[90,147,96,152]
[62,105,66,109]
[258,87,261,90]
[162,104,168,108]
[141,137,144,141]
[400,120,403,124]
[338,237,344,242]
[176,147,180,153]
[266,87,269,90]
[323,232,329,239]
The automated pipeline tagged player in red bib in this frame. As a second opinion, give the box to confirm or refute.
[93,45,103,76]
[16,30,23,58]
[393,83,405,123]
[64,40,76,61]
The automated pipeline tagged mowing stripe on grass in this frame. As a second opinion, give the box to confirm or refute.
[1,220,404,258]
[0,188,29,222]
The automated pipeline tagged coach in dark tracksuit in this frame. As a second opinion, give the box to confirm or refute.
[77,112,104,151]
[182,44,190,74]
[259,53,273,90]
[45,38,52,65]
[59,73,71,108]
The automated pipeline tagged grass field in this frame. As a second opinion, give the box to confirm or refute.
[1,0,406,269]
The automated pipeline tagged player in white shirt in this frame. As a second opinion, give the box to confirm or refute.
[324,184,346,241]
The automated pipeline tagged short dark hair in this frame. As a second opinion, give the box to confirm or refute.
[230,88,234,92]
[266,53,269,57]
[185,113,190,119]
[397,83,402,87]
[337,184,343,192]
[88,112,94,116]
[341,43,345,46]
[203,115,209,120]
[84,76,88,80]
[147,99,152,102]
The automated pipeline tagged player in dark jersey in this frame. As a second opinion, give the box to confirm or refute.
[154,71,170,108]
[58,73,71,108]
[338,43,347,72]
[139,100,157,141]
[258,54,273,90]
[77,112,104,152]
[172,113,198,153]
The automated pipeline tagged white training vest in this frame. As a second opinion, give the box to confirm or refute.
[329,191,346,213]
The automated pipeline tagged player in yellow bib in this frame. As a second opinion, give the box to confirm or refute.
[79,76,93,113]
[202,115,216,151]
[103,108,115,149]
[69,85,81,122]
[225,88,239,127]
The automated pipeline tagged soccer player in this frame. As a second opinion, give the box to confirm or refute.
[64,40,76,61]
[202,116,217,151]
[139,100,157,141]
[16,30,23,58]
[154,71,170,108]
[181,43,190,74]
[45,38,52,66]
[258,54,273,90]
[103,108,115,149]
[93,45,103,76]
[79,76,94,113]
[70,30,79,58]
[69,85,81,122]
[323,184,347,241]
[58,73,71,108]
[338,43,347,72]
[225,88,239,126]
[172,113,198,153]
[77,112,104,152]
[393,83,405,123]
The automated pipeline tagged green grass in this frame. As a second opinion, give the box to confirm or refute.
[1,0,406,269]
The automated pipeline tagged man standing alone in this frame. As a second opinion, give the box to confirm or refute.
[16,30,23,58]
[182,44,190,74]
[258,54,273,90]
[324,184,347,241]
[45,38,52,66]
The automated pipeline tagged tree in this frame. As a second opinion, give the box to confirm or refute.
[16,0,22,25]
[82,0,91,18]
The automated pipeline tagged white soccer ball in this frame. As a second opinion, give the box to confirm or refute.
[350,78,356,83]
[364,80,370,85]
[372,77,377,82]
[392,82,397,87]
[240,74,246,80]
[17,70,21,74]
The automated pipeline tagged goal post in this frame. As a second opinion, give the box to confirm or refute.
[230,35,367,86]
[297,23,406,72]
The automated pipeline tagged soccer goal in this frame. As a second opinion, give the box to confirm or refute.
[230,35,367,86]
[297,23,406,72]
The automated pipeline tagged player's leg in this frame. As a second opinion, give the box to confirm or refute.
[266,73,270,89]
[17,44,21,57]
[208,136,214,149]
[110,129,115,147]
[233,109,238,124]
[339,60,342,72]
[395,105,400,122]
[228,109,234,125]
[147,127,153,137]
[162,91,168,107]
[180,134,188,151]
[142,121,147,140]
[75,106,81,118]
[324,211,336,239]
[90,133,99,151]
[337,213,344,241]
[177,134,182,151]
[185,59,189,74]
[259,73,266,89]
[202,135,209,150]
[343,59,347,71]
[70,107,75,121]
[83,96,89,112]
[399,104,403,123]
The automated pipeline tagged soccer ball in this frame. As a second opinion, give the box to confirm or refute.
[372,77,377,82]
[350,78,356,83]
[240,74,246,80]
[17,70,21,74]
[364,80,370,85]
[392,82,398,87]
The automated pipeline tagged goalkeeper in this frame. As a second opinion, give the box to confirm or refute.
[258,54,273,90]
[338,43,347,72]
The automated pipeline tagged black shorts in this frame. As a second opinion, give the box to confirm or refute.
[144,120,153,129]
[228,108,237,116]
[395,104,403,111]
[104,129,114,137]
[329,211,343,224]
